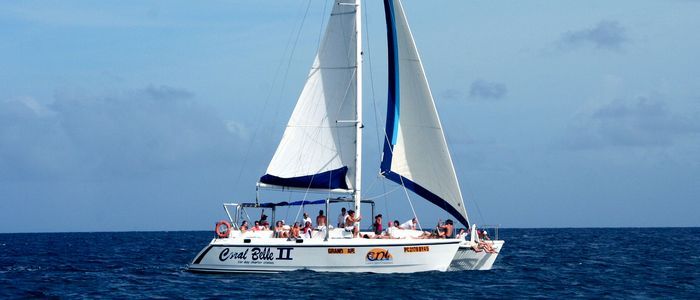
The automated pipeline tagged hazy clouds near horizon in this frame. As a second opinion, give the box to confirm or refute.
[1,0,699,232]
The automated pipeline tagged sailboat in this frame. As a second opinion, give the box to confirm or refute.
[188,0,504,273]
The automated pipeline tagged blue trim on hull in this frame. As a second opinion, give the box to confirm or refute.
[260,166,349,190]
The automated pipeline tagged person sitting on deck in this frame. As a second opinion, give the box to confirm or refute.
[289,222,301,239]
[316,210,327,230]
[373,214,383,235]
[303,213,312,227]
[479,229,491,241]
[456,228,468,240]
[252,221,262,232]
[302,221,313,238]
[240,220,249,233]
[399,218,417,230]
[471,229,496,253]
[274,221,288,238]
[382,220,396,238]
[259,214,270,230]
[337,207,347,228]
[436,219,454,238]
[344,210,362,238]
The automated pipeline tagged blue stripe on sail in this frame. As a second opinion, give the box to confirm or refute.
[381,0,399,173]
[384,171,469,228]
[259,166,349,190]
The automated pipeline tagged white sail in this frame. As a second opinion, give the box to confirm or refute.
[380,0,469,226]
[260,0,358,191]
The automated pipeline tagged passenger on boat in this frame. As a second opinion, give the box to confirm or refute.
[399,218,417,230]
[471,229,496,253]
[473,241,496,253]
[337,207,347,228]
[302,221,313,238]
[316,210,327,230]
[344,210,362,237]
[240,220,249,233]
[251,221,262,232]
[259,214,270,230]
[385,221,398,238]
[373,214,383,235]
[289,222,301,239]
[456,228,468,240]
[478,229,491,241]
[303,213,312,227]
[436,219,454,238]
[274,221,288,238]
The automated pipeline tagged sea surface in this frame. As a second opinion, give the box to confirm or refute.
[1,228,698,299]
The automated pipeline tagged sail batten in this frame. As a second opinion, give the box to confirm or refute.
[260,0,358,192]
[381,0,470,227]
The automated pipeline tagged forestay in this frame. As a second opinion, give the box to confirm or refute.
[380,0,470,226]
[260,0,358,191]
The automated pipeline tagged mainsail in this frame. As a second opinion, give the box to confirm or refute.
[381,0,470,226]
[260,0,358,191]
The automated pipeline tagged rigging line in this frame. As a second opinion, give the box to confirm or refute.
[472,194,487,226]
[363,185,401,200]
[396,173,423,231]
[233,1,309,187]
[270,0,314,136]
[363,0,389,218]
[316,0,329,53]
[377,101,422,230]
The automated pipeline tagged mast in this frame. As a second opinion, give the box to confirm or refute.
[354,0,363,224]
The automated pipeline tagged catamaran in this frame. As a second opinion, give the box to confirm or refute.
[188,0,504,273]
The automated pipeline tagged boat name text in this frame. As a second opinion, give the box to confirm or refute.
[218,247,294,262]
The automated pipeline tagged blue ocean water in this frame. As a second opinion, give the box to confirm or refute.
[1,228,698,299]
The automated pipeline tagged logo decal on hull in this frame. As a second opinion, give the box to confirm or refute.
[218,247,294,265]
[365,248,393,264]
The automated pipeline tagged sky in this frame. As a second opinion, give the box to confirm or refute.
[1,0,699,233]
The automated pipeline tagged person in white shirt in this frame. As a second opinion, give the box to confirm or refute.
[399,218,417,230]
[337,207,347,228]
[302,212,312,227]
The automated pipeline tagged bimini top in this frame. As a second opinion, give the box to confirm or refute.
[238,198,374,209]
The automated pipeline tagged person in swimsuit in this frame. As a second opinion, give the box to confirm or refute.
[373,214,383,235]
[316,210,327,229]
[436,219,454,238]
[289,222,301,239]
[252,221,262,232]
[274,221,288,238]
[344,210,362,238]
[240,220,248,234]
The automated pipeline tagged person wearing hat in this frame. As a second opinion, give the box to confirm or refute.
[343,210,362,237]
[259,213,270,230]
[373,214,383,235]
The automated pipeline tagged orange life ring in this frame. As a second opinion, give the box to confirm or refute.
[215,220,231,238]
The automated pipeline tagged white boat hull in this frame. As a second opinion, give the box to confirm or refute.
[188,237,462,274]
[448,240,504,271]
